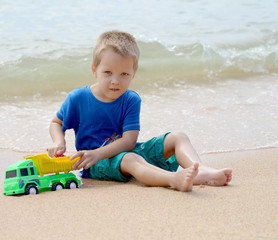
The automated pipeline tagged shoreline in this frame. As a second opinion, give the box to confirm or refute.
[1,148,278,239]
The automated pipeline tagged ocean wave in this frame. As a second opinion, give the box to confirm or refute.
[1,39,277,96]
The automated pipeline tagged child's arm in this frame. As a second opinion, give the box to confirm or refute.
[48,116,66,157]
[71,130,139,170]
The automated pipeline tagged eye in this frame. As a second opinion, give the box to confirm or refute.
[121,72,129,76]
[104,71,112,75]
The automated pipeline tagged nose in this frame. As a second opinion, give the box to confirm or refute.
[111,76,120,85]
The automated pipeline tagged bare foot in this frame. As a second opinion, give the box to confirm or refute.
[171,162,199,192]
[193,165,232,186]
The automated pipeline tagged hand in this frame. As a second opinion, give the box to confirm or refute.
[71,150,101,170]
[47,142,66,158]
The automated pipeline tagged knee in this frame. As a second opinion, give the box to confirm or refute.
[120,153,143,176]
[170,131,190,143]
[121,152,141,168]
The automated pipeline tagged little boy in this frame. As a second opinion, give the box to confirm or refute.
[48,30,232,192]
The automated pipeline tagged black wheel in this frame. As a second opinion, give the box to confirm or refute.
[25,184,38,195]
[66,180,78,189]
[52,182,64,191]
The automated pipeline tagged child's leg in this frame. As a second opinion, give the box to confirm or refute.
[120,152,199,192]
[163,132,232,186]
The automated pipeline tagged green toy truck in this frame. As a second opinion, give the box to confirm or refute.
[3,154,81,196]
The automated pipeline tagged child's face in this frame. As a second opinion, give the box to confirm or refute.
[92,48,136,102]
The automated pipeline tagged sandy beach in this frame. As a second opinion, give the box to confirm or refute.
[1,1,278,239]
[0,148,277,240]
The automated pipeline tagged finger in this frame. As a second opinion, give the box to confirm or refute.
[72,152,85,169]
[72,158,82,169]
[84,161,94,170]
[76,156,89,170]
[72,160,81,170]
[57,149,65,156]
[79,159,92,170]
[71,151,83,161]
[47,148,54,158]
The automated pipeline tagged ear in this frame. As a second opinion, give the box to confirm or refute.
[131,69,137,79]
[91,64,97,78]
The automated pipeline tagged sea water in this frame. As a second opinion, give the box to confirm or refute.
[1,0,278,153]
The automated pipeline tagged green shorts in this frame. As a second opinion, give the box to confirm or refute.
[89,132,179,182]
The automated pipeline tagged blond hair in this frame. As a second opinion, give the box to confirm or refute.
[93,30,140,71]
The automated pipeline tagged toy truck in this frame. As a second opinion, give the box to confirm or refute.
[3,154,81,196]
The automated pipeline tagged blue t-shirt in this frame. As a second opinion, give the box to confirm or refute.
[56,86,141,151]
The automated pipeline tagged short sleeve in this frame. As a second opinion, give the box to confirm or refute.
[122,92,141,132]
[56,92,78,132]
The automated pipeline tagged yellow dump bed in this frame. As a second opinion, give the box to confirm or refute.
[24,154,79,176]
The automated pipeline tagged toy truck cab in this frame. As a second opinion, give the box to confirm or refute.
[3,160,39,195]
[3,156,81,196]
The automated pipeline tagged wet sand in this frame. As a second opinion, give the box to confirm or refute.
[1,148,278,240]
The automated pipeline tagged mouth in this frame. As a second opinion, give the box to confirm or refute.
[110,88,120,92]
